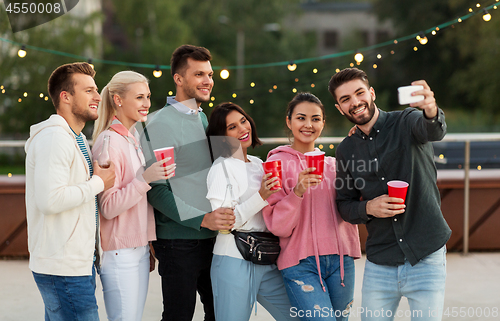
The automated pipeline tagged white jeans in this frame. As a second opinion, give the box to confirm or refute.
[100,245,150,321]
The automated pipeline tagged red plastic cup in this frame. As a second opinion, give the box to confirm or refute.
[154,147,175,176]
[304,151,325,176]
[387,180,409,204]
[262,160,282,190]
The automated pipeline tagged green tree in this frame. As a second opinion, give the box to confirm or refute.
[0,7,102,136]
[372,0,500,130]
[103,0,317,138]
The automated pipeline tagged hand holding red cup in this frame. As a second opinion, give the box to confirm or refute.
[304,151,325,177]
[262,160,282,190]
[154,147,175,177]
[387,180,409,204]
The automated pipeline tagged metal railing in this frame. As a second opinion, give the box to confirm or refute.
[4,133,500,254]
[264,133,500,254]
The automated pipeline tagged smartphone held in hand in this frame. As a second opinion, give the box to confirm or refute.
[398,85,424,105]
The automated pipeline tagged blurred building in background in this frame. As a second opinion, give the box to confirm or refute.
[286,1,393,56]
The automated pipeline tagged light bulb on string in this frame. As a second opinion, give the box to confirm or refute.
[18,45,27,58]
[23,92,28,97]
[483,9,492,21]
[476,3,481,8]
[153,65,162,78]
[168,91,173,95]
[39,93,44,98]
[250,82,255,87]
[44,96,48,101]
[287,61,297,72]
[220,68,230,79]
[416,32,428,45]
[377,54,382,59]
[354,52,364,63]
[312,68,318,74]
[232,93,237,98]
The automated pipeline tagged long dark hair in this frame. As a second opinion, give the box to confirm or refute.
[206,102,262,160]
[285,92,325,141]
[286,92,325,120]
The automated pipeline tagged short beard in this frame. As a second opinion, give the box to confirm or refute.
[71,103,98,124]
[345,98,376,126]
[185,86,210,104]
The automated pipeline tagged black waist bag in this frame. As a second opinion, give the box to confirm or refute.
[231,231,280,265]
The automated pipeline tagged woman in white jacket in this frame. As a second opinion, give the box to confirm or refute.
[206,102,294,321]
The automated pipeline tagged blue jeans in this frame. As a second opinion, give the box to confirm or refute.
[32,265,99,321]
[360,246,447,321]
[211,254,293,321]
[281,255,355,321]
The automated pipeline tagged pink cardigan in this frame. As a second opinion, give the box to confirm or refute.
[262,145,361,285]
[92,130,155,251]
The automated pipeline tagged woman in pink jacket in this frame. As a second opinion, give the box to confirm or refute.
[92,71,175,321]
[262,92,361,321]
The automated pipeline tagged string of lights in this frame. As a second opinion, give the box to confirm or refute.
[1,1,498,105]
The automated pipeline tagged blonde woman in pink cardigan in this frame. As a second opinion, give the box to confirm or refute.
[92,71,175,321]
[262,93,361,321]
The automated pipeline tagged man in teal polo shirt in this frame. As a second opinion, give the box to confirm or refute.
[141,45,235,321]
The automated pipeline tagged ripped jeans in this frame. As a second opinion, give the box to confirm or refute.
[281,255,355,321]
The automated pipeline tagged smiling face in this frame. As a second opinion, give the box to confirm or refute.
[287,101,325,151]
[68,73,101,124]
[115,82,151,129]
[334,79,376,126]
[225,110,252,151]
[175,58,214,106]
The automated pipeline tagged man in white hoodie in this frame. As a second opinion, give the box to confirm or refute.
[25,62,115,321]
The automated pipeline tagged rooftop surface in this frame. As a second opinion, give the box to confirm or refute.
[1,252,499,320]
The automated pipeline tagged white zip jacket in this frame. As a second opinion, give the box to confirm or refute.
[25,114,104,276]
